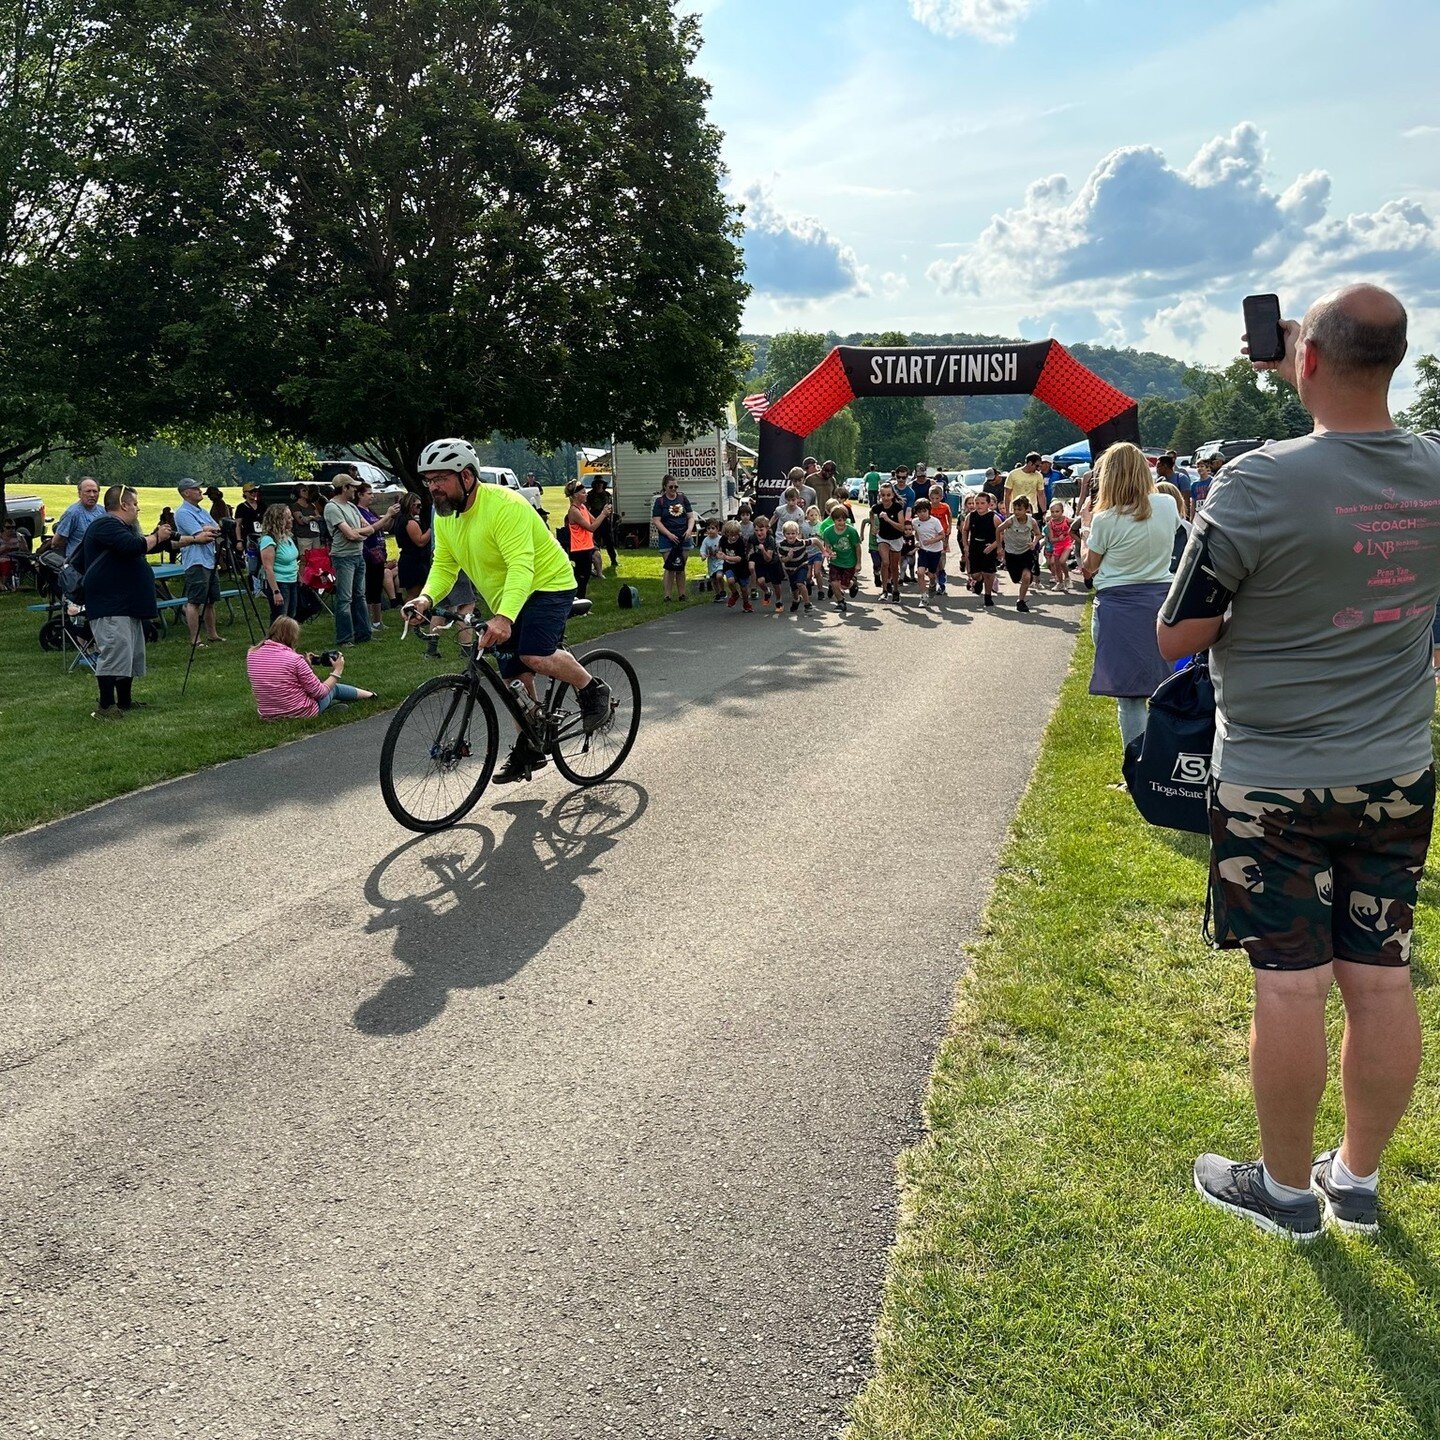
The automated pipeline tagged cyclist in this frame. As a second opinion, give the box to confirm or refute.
[402,438,612,784]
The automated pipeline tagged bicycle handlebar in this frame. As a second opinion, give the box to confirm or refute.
[402,603,502,652]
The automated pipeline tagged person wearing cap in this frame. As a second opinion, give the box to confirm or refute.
[234,481,265,588]
[563,479,610,599]
[325,473,397,645]
[981,467,1005,506]
[1005,453,1046,515]
[586,474,617,573]
[174,478,225,646]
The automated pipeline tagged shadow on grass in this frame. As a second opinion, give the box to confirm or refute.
[354,781,648,1035]
[1308,1219,1440,1434]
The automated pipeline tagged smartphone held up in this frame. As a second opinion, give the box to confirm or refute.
[1243,293,1285,364]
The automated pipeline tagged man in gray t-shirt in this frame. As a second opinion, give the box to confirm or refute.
[1160,283,1440,1243]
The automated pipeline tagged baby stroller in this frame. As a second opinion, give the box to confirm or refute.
[34,551,100,670]
[296,545,336,621]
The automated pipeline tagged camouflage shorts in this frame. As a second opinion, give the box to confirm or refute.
[1208,769,1434,971]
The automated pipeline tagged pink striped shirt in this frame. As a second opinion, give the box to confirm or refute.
[246,640,328,720]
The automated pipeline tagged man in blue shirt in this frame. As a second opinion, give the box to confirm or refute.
[895,466,916,514]
[174,478,224,645]
[1155,455,1191,517]
[52,476,104,559]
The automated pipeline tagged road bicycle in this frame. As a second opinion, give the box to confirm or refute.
[379,598,641,832]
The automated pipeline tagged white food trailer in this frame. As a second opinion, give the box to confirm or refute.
[606,421,740,546]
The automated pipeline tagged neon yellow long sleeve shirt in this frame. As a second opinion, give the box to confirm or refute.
[422,484,575,621]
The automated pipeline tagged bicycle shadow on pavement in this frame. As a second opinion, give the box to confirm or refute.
[353,781,648,1036]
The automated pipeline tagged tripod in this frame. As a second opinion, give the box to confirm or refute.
[180,527,264,696]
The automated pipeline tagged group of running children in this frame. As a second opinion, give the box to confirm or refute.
[697,482,1077,617]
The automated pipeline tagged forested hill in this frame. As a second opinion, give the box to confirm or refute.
[741,331,1193,424]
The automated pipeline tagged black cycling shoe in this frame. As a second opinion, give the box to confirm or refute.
[494,742,548,785]
[577,678,613,735]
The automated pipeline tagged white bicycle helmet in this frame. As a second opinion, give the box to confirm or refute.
[417,437,481,477]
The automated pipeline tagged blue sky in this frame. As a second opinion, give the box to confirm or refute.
[687,0,1440,382]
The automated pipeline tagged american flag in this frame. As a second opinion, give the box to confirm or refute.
[742,391,770,421]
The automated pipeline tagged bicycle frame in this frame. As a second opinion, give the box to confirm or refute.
[421,606,590,753]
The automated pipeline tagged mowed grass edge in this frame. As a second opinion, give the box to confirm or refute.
[0,533,688,837]
[845,620,1440,1440]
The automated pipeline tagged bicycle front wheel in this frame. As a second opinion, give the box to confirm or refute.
[380,674,500,831]
[548,649,641,786]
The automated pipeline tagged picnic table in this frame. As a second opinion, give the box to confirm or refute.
[149,560,242,635]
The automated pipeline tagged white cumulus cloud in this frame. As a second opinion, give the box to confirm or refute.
[908,0,1037,45]
[928,122,1440,354]
[739,184,869,305]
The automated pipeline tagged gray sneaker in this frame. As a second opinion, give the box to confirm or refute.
[1311,1150,1380,1236]
[1193,1154,1323,1243]
[577,678,613,734]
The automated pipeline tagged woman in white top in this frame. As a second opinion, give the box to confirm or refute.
[1082,443,1178,751]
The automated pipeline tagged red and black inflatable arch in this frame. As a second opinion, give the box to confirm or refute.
[755,341,1140,503]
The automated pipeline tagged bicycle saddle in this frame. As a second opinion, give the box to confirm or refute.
[569,599,593,618]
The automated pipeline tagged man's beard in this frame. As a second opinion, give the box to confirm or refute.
[431,492,456,516]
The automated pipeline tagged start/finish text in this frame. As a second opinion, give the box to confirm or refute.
[867,350,1020,389]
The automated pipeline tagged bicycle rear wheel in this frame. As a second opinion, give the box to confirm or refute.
[548,649,641,786]
[380,674,499,831]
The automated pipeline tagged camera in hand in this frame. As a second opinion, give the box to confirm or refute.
[313,649,340,666]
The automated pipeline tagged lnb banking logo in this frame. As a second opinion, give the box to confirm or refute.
[1172,753,1211,784]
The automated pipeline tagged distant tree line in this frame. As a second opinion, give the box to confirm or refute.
[739,331,1438,473]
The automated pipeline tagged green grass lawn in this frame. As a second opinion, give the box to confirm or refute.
[0,541,688,836]
[846,623,1440,1440]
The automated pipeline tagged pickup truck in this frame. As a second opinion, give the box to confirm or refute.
[475,466,546,515]
[4,494,48,545]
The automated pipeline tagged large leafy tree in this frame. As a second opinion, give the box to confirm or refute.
[1137,396,1185,447]
[1003,398,1081,468]
[1398,354,1440,432]
[0,0,117,515]
[91,0,748,485]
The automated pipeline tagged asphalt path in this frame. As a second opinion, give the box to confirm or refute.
[3,578,1085,1439]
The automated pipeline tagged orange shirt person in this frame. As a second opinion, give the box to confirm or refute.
[927,484,953,593]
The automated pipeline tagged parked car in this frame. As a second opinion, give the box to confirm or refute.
[844,477,866,500]
[946,469,990,501]
[1194,437,1265,465]
[4,494,48,545]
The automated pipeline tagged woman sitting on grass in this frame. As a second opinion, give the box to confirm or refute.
[246,616,375,721]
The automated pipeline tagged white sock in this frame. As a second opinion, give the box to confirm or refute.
[1261,1163,1311,1204]
[1332,1151,1379,1193]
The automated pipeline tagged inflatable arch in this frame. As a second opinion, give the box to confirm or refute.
[755,341,1140,503]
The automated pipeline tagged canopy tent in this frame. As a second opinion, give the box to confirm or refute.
[1051,439,1091,465]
